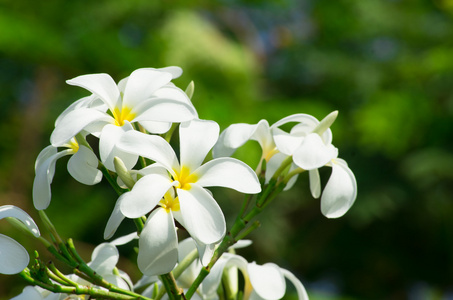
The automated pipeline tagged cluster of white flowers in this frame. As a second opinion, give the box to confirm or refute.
[1,66,357,300]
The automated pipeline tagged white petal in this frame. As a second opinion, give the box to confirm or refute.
[272,127,304,156]
[67,73,120,111]
[50,108,112,147]
[248,262,286,300]
[99,123,138,171]
[148,66,183,79]
[104,195,127,239]
[111,232,138,246]
[213,123,259,158]
[88,243,119,275]
[195,158,261,194]
[67,146,102,185]
[0,205,40,237]
[309,169,321,198]
[153,86,196,110]
[34,145,57,172]
[33,149,72,210]
[281,268,309,300]
[271,113,319,129]
[122,69,172,108]
[176,238,201,285]
[284,163,300,191]
[0,234,29,275]
[179,119,219,171]
[293,133,338,170]
[250,120,274,156]
[104,274,131,291]
[139,120,172,134]
[177,185,226,245]
[55,94,103,127]
[321,159,357,218]
[264,152,289,184]
[202,253,248,298]
[133,98,196,123]
[231,240,253,249]
[120,173,174,219]
[118,131,179,176]
[137,208,178,276]
[10,286,43,300]
[190,236,215,266]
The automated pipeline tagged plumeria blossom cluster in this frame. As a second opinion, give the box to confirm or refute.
[1,66,357,300]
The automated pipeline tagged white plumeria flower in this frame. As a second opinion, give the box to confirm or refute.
[176,238,308,300]
[213,112,357,218]
[86,242,133,290]
[110,119,261,276]
[32,138,102,210]
[0,205,40,275]
[50,67,197,171]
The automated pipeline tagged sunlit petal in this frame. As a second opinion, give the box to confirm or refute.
[118,130,179,176]
[133,98,196,123]
[139,120,172,134]
[195,158,261,194]
[88,243,119,275]
[67,146,102,185]
[309,169,321,198]
[272,127,303,156]
[179,119,219,171]
[293,133,338,170]
[111,232,138,246]
[67,73,120,111]
[281,268,309,300]
[321,159,357,218]
[0,205,40,237]
[104,194,126,239]
[33,149,72,210]
[34,145,57,173]
[271,113,318,129]
[0,234,29,275]
[99,123,138,171]
[137,208,178,276]
[177,185,226,245]
[55,95,104,127]
[50,108,112,147]
[248,262,286,300]
[213,123,259,158]
[123,69,172,108]
[120,173,174,219]
[202,253,248,298]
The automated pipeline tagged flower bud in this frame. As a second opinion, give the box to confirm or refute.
[114,156,135,190]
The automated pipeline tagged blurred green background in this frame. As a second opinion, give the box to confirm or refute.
[1,0,453,299]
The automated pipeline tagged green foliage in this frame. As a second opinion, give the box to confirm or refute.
[1,0,453,298]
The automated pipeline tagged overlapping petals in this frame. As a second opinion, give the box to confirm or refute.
[0,205,40,275]
[33,141,102,210]
[112,119,260,276]
[50,68,197,171]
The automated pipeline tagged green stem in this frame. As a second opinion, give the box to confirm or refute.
[164,123,179,143]
[20,269,142,300]
[160,273,183,300]
[66,239,148,299]
[271,155,293,181]
[99,162,125,196]
[173,249,198,279]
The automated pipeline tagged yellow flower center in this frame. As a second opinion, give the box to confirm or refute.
[64,138,79,153]
[173,165,198,190]
[264,147,279,162]
[113,106,136,126]
[159,192,180,213]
